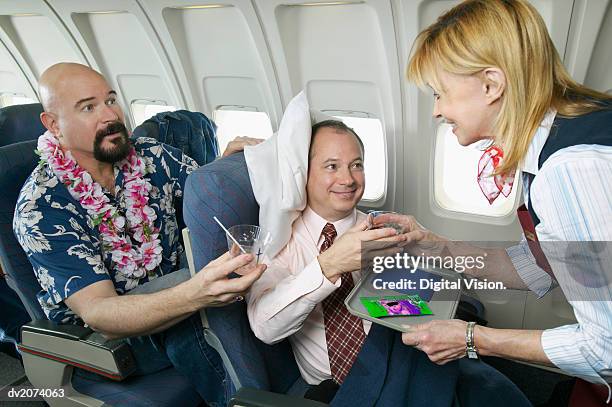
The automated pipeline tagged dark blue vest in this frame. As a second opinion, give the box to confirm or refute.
[526,104,612,227]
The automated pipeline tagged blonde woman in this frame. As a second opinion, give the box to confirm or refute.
[391,0,612,404]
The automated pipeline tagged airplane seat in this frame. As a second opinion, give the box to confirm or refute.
[183,152,326,407]
[0,276,30,359]
[131,120,160,141]
[457,294,487,326]
[132,109,220,166]
[0,105,41,359]
[0,140,45,320]
[0,108,203,406]
[0,103,45,147]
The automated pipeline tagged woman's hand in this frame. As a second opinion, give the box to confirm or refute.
[370,213,447,243]
[401,319,469,365]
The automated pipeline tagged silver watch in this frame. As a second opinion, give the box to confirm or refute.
[466,321,479,359]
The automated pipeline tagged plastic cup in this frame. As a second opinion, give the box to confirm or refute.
[367,210,403,234]
[226,225,271,274]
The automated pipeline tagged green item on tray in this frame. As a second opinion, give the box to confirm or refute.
[360,295,433,318]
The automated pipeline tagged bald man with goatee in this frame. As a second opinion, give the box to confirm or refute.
[14,63,263,405]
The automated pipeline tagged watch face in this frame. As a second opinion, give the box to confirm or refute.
[467,349,479,359]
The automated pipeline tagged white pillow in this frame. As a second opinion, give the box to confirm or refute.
[244,91,332,258]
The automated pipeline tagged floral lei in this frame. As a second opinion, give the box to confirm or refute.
[37,132,162,280]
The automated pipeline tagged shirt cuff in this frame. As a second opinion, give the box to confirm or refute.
[302,258,340,303]
[542,325,611,389]
[507,240,553,297]
[260,258,338,320]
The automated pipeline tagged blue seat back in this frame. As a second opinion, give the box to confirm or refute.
[132,110,219,166]
[0,276,31,356]
[184,152,301,393]
[0,104,46,320]
[0,103,45,147]
[0,140,45,320]
[184,152,258,265]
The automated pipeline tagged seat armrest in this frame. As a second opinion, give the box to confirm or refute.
[229,387,328,407]
[19,320,136,380]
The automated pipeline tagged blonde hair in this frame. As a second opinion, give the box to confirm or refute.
[407,0,612,174]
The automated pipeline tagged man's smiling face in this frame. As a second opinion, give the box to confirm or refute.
[306,127,365,222]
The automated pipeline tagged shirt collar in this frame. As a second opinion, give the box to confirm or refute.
[521,109,557,175]
[302,206,357,244]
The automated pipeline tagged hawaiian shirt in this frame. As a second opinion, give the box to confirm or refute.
[13,138,197,324]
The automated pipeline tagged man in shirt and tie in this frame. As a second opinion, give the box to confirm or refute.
[246,120,406,401]
[246,120,532,406]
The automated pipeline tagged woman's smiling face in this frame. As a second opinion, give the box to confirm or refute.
[430,69,504,146]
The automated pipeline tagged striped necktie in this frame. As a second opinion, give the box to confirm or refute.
[319,222,366,384]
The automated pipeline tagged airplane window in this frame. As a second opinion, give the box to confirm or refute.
[332,115,386,202]
[130,100,178,127]
[434,124,519,218]
[0,93,37,107]
[213,108,274,154]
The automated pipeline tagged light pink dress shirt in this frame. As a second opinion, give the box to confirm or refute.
[247,207,372,385]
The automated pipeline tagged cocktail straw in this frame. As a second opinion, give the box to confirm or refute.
[213,216,247,255]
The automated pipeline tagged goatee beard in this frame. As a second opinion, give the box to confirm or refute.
[94,121,131,163]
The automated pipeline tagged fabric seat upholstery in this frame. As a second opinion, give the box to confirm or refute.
[0,103,45,147]
[184,152,301,394]
[72,366,202,407]
[0,140,45,319]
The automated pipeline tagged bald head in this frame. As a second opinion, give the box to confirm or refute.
[39,63,106,112]
[38,62,128,165]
